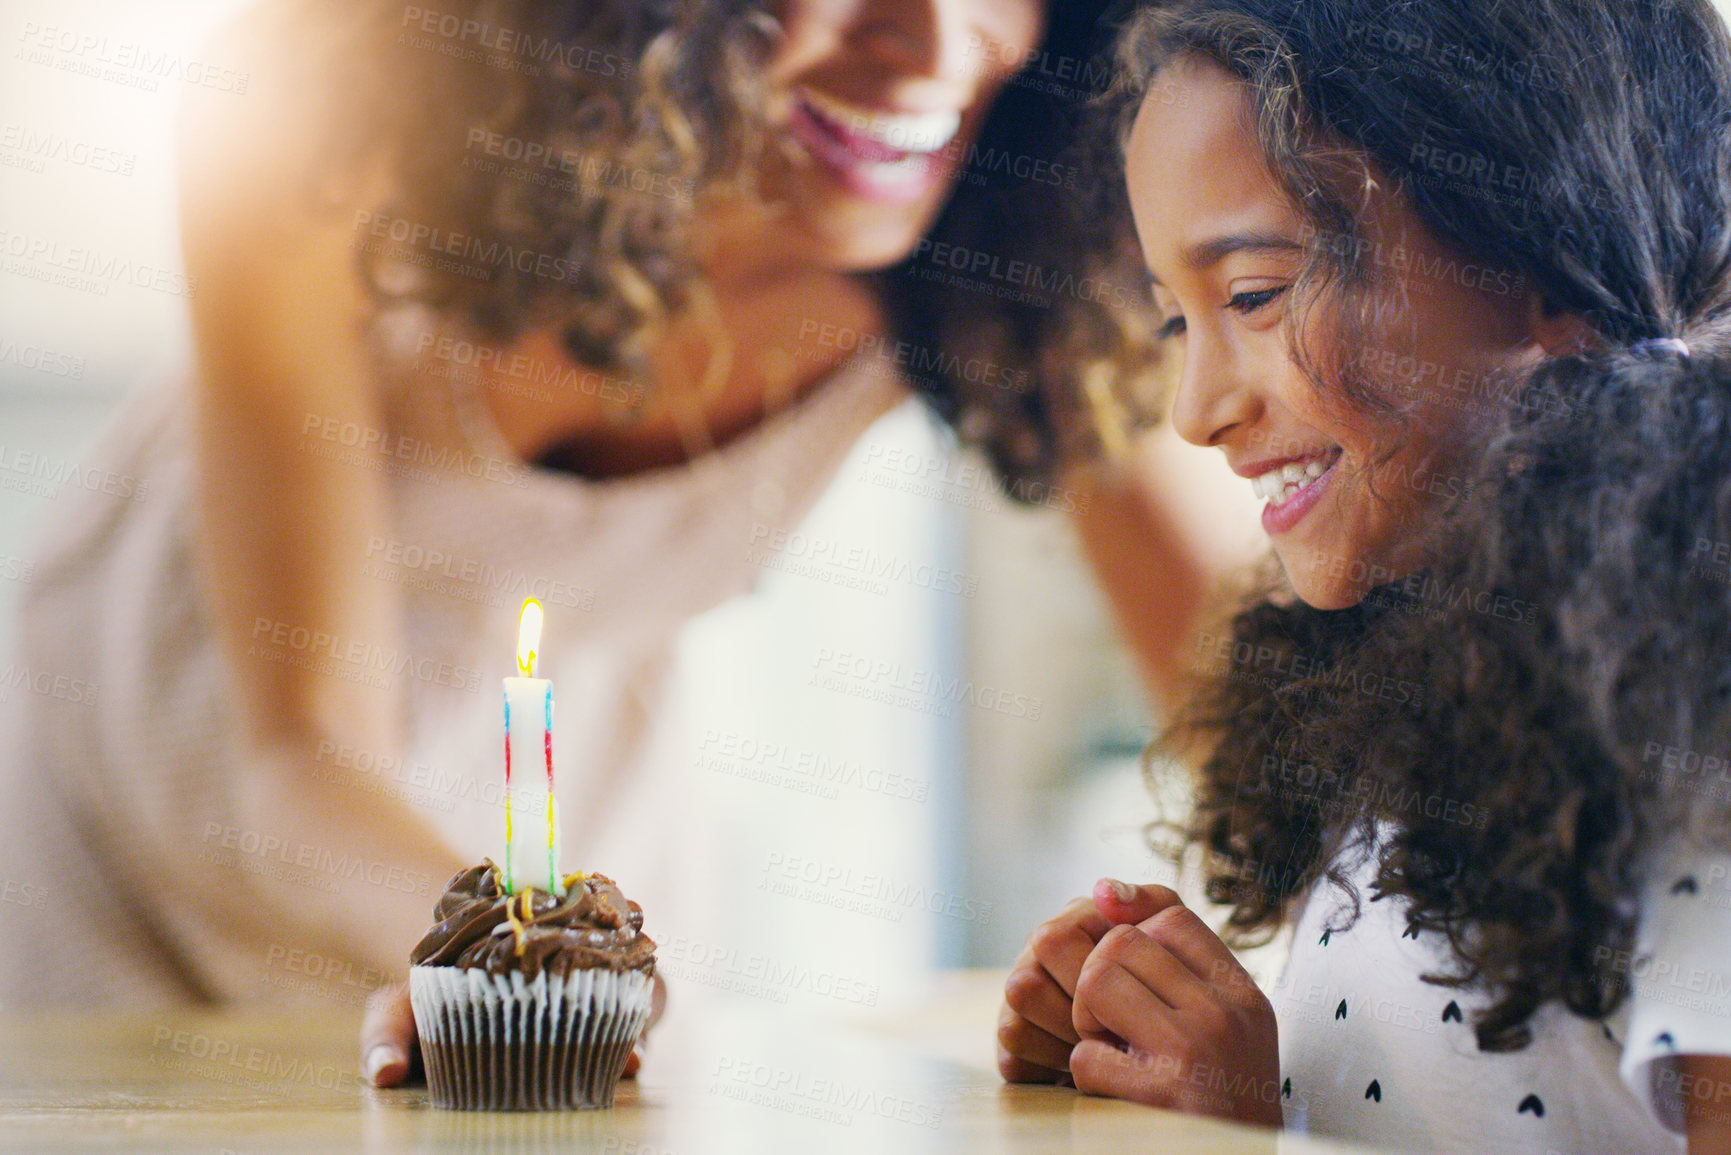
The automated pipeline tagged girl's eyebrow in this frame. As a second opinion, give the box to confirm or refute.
[1147,231,1305,286]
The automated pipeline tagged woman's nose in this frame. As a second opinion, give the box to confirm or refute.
[852,0,976,82]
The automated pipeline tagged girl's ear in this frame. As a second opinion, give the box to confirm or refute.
[1526,294,1598,357]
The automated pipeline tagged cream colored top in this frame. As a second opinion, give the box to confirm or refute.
[0,331,904,1008]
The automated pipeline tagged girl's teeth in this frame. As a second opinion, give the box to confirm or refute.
[1252,458,1333,503]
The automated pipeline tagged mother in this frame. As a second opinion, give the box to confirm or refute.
[0,0,1225,1058]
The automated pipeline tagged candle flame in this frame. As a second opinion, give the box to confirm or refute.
[516,599,544,678]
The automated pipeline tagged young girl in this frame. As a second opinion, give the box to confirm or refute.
[1000,0,1731,1151]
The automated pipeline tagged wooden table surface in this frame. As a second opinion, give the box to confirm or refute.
[0,971,1380,1154]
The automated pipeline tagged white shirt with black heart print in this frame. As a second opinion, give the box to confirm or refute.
[1270,823,1729,1154]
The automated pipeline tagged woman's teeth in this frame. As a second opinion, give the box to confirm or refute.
[798,88,963,155]
[1252,458,1332,504]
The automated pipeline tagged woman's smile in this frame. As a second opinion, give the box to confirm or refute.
[786,88,963,203]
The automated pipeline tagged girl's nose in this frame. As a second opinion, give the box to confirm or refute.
[1167,334,1261,449]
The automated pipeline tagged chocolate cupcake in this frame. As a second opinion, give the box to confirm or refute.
[408,862,656,1110]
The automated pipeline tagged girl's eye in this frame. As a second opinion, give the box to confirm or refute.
[1156,286,1286,340]
[1227,286,1289,314]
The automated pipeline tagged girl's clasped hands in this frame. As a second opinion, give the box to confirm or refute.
[998,879,1282,1128]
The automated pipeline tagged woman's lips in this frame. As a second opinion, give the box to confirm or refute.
[785,92,961,203]
[799,88,964,153]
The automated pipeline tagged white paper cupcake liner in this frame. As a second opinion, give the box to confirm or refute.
[409,964,653,1110]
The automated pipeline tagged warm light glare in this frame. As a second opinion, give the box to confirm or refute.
[516,599,543,678]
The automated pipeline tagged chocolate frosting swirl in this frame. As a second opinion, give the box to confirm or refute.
[410,862,656,979]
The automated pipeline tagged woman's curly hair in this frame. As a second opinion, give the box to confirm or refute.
[1120,0,1731,1052]
[272,0,1161,488]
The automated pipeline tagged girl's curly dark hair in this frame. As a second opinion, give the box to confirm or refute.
[272,0,1160,488]
[1120,0,1731,1052]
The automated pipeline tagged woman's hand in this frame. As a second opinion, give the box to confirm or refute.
[361,985,417,1088]
[1070,901,1282,1129]
[998,880,1189,1084]
[362,972,669,1088]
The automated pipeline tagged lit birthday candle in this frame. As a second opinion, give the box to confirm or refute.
[503,599,560,896]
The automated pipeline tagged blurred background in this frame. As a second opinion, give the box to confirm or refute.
[12,0,1612,1013]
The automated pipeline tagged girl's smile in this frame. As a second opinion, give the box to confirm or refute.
[1237,447,1342,536]
[1124,57,1548,609]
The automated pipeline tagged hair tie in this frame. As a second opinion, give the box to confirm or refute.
[1633,337,1691,358]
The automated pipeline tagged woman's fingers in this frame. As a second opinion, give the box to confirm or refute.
[648,972,667,1029]
[361,973,664,1086]
[621,972,669,1079]
[361,984,416,1088]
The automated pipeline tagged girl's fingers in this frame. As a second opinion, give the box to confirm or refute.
[998,1054,1068,1085]
[1140,905,1259,1002]
[996,1002,1075,1076]
[1092,879,1186,928]
[361,984,416,1088]
[999,1045,1071,1086]
[1072,1040,1283,1140]
[1070,1038,1165,1102]
[1073,940,1186,1052]
[1028,898,1112,997]
[999,886,1192,1088]
[1004,959,1083,1044]
[1090,922,1216,1016]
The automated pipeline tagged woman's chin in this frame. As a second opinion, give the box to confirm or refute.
[810,220,940,273]
[789,190,953,270]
